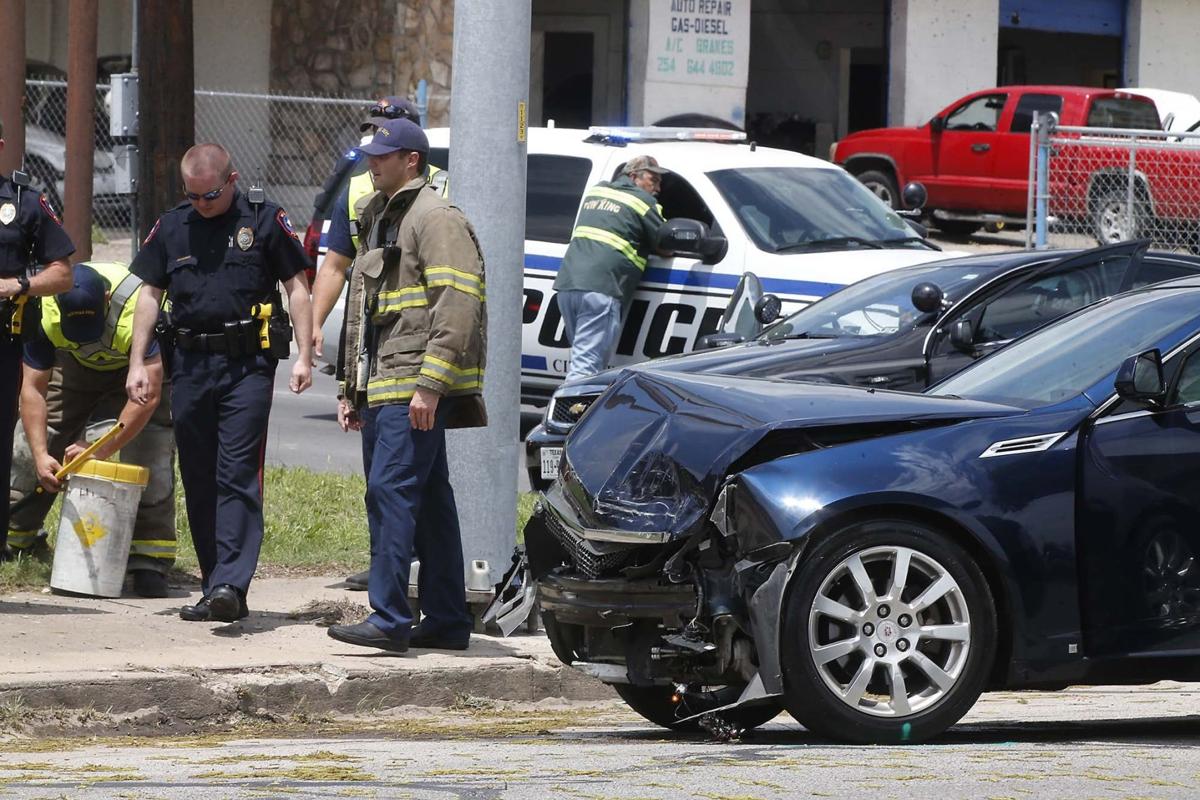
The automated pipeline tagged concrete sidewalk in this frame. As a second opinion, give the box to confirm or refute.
[0,577,608,728]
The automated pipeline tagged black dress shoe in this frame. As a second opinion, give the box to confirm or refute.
[180,586,249,622]
[328,620,409,652]
[410,624,471,651]
[131,569,169,598]
[344,570,369,591]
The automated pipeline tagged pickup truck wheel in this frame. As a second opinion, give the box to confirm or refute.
[1092,189,1144,244]
[855,170,899,209]
[934,220,982,237]
[613,683,782,732]
[780,520,996,744]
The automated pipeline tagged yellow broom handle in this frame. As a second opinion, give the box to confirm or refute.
[53,421,126,481]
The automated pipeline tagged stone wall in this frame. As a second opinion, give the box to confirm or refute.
[265,0,455,184]
[394,0,455,127]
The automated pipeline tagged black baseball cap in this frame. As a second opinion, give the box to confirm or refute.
[58,264,107,344]
[358,117,430,156]
[361,96,421,131]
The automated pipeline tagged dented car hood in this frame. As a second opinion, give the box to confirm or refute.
[561,370,1019,538]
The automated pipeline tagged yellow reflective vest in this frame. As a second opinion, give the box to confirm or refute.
[40,261,144,372]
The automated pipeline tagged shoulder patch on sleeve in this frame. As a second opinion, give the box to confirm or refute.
[142,219,161,246]
[276,208,299,240]
[39,194,62,225]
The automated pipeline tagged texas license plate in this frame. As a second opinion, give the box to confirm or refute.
[539,447,563,480]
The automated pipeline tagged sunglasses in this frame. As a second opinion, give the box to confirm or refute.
[369,103,416,120]
[184,176,230,202]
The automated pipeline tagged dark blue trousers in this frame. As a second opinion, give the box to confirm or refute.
[0,335,20,552]
[361,402,472,640]
[172,350,275,595]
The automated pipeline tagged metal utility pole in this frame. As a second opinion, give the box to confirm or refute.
[446,1,531,593]
[0,0,26,175]
[65,0,99,262]
[136,0,194,240]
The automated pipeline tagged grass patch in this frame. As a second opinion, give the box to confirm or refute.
[1,465,538,592]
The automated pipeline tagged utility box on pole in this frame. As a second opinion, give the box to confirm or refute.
[446,1,531,603]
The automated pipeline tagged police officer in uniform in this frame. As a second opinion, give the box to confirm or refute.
[10,262,176,596]
[0,117,75,561]
[126,143,314,622]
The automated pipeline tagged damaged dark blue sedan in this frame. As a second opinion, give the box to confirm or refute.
[525,280,1200,744]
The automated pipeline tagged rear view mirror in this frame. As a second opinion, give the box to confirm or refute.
[949,319,975,351]
[911,282,944,314]
[719,272,767,339]
[656,218,728,265]
[1115,349,1165,403]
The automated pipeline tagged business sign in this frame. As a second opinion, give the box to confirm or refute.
[647,0,750,88]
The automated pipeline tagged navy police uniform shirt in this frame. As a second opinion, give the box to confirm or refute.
[131,189,308,332]
[0,175,75,277]
[325,187,355,259]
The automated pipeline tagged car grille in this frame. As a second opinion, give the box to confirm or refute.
[550,394,597,426]
[544,506,637,579]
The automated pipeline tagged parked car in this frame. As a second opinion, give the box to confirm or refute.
[526,276,1200,743]
[526,240,1200,490]
[317,126,957,405]
[24,60,123,218]
[832,85,1165,239]
[1124,87,1200,133]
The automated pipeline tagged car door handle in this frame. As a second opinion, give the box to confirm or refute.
[971,143,991,153]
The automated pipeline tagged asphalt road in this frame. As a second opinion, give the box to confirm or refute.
[5,686,1200,798]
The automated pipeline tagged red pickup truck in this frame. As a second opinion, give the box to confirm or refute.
[832,86,1164,237]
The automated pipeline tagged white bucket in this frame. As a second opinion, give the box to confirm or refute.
[50,459,149,598]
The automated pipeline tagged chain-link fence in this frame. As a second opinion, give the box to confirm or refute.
[23,79,376,246]
[23,78,127,234]
[195,89,373,229]
[1028,114,1200,252]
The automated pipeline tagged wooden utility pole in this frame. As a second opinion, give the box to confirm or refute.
[65,0,99,261]
[136,0,194,240]
[0,0,26,176]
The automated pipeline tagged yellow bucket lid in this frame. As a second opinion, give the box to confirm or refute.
[73,459,149,487]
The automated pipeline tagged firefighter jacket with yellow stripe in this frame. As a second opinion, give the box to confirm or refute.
[39,261,144,372]
[347,165,449,251]
[553,174,665,307]
[341,174,487,428]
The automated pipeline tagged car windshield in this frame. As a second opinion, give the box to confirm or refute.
[930,288,1200,408]
[763,263,990,339]
[707,167,918,252]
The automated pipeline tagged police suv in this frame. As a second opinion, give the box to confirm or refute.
[319,126,957,407]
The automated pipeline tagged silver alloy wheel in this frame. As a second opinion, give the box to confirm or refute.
[1097,198,1134,243]
[865,181,895,207]
[807,545,971,717]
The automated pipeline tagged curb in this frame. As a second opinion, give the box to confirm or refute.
[0,659,613,730]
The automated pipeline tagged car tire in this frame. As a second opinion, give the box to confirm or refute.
[935,220,982,237]
[780,519,996,744]
[855,169,900,209]
[1092,188,1146,245]
[613,683,782,732]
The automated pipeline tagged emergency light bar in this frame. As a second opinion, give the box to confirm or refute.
[586,126,747,145]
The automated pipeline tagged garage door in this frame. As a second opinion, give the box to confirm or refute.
[1000,0,1125,36]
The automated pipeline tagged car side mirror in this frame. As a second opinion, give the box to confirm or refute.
[949,319,975,351]
[1115,349,1166,403]
[697,332,746,350]
[929,116,945,134]
[755,294,781,325]
[911,282,943,314]
[656,218,728,265]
